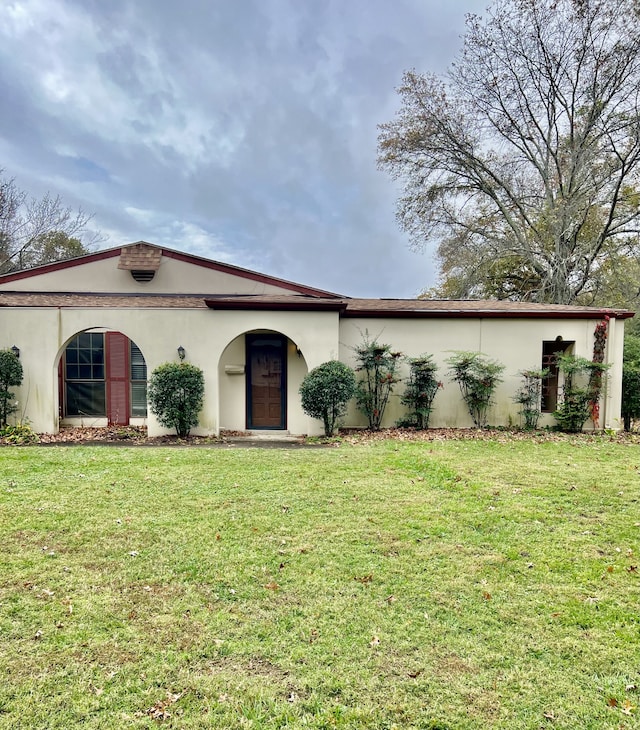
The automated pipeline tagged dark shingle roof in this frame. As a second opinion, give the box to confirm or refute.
[0,291,633,319]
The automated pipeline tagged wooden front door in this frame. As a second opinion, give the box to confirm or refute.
[247,335,286,429]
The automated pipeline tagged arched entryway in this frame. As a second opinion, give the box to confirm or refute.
[57,329,148,426]
[218,329,308,433]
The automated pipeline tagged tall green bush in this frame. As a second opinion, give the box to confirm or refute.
[553,354,609,433]
[353,337,402,431]
[446,351,504,428]
[622,334,640,431]
[148,362,204,438]
[299,360,356,436]
[0,349,23,428]
[513,369,547,429]
[399,355,441,429]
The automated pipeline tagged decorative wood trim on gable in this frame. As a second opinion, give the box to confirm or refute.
[117,243,162,278]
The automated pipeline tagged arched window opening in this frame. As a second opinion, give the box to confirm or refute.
[62,331,147,423]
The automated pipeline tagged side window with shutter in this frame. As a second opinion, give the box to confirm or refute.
[130,342,148,417]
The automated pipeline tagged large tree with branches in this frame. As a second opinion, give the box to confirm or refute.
[378,0,640,305]
[0,170,95,274]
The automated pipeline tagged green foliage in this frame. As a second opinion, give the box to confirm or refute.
[513,369,548,430]
[622,333,640,430]
[399,355,441,429]
[0,348,23,428]
[446,351,504,428]
[299,360,356,436]
[147,362,204,438]
[0,422,38,444]
[353,336,402,430]
[553,354,609,433]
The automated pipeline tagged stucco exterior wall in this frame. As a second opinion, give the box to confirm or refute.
[4,306,340,436]
[0,255,310,295]
[338,316,621,430]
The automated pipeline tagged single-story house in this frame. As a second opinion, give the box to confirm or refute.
[0,241,633,435]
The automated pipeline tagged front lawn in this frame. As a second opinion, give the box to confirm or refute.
[0,437,638,728]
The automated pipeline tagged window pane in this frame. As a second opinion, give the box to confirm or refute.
[78,332,92,349]
[130,343,147,380]
[65,382,106,416]
[131,382,147,417]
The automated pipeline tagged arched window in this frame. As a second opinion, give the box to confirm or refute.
[63,332,147,423]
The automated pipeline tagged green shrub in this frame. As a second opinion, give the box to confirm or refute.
[353,336,402,430]
[513,369,548,429]
[399,355,441,429]
[0,423,39,444]
[148,362,205,438]
[446,352,504,428]
[622,334,640,431]
[299,360,356,436]
[553,354,609,433]
[0,349,23,428]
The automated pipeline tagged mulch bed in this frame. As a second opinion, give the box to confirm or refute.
[9,425,640,446]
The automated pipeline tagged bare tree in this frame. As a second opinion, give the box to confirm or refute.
[0,170,97,273]
[378,0,640,305]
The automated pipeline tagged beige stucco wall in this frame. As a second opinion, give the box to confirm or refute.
[0,255,310,295]
[338,316,623,430]
[2,304,624,436]
[3,306,340,436]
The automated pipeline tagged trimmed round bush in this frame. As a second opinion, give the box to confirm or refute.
[148,362,205,437]
[300,360,356,436]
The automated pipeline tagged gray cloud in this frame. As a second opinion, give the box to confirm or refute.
[0,0,487,296]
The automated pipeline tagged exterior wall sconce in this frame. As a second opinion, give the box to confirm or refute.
[11,345,20,359]
[177,345,186,361]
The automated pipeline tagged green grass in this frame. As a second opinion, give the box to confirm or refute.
[0,437,639,729]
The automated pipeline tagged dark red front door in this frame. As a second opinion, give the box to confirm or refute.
[247,335,286,429]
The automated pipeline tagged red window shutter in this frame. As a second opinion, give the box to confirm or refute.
[106,332,129,425]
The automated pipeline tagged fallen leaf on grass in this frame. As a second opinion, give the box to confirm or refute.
[263,582,280,591]
[408,669,423,678]
[354,574,373,584]
[482,591,492,601]
[543,710,556,721]
[608,697,619,708]
[621,700,636,715]
[142,691,183,721]
[385,594,396,604]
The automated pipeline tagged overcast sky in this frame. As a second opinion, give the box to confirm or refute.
[0,0,487,297]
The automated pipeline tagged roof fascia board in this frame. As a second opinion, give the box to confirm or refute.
[0,242,343,298]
